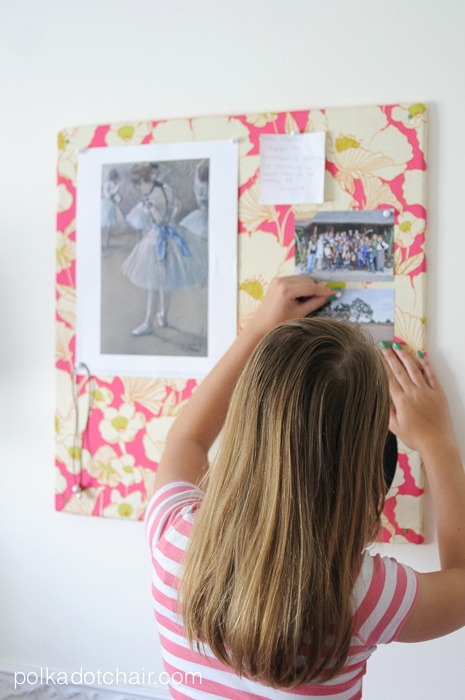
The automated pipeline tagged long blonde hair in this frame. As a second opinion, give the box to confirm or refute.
[180,318,389,688]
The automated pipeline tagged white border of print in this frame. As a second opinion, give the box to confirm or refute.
[76,140,238,378]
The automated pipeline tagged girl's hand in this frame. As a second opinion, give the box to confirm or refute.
[382,345,455,455]
[250,275,335,335]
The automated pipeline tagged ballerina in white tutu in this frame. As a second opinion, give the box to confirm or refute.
[101,169,125,249]
[122,162,207,335]
[179,159,209,240]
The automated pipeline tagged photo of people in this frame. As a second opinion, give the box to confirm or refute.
[313,288,395,344]
[100,159,209,358]
[295,210,394,282]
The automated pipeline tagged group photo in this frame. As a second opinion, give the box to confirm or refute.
[295,209,395,282]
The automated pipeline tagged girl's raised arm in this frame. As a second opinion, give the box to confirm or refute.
[382,345,465,642]
[152,275,334,494]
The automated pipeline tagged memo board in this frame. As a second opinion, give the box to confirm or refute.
[55,103,427,543]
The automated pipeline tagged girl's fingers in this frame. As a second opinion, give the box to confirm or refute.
[287,275,333,301]
[300,292,335,316]
[392,344,425,387]
[382,352,404,402]
[270,276,334,316]
[268,275,331,304]
[418,354,438,391]
[258,275,335,326]
[381,347,411,389]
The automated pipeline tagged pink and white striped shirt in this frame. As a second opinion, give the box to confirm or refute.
[146,482,418,699]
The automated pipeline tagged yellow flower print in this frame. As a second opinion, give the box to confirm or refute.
[246,113,278,128]
[322,106,412,193]
[382,438,423,542]
[55,466,68,495]
[395,308,426,353]
[395,273,426,352]
[391,103,427,130]
[385,452,406,499]
[396,272,426,319]
[292,172,355,220]
[334,148,402,195]
[90,445,143,488]
[399,439,424,492]
[152,116,258,187]
[304,109,328,135]
[239,277,266,302]
[335,134,361,152]
[325,105,388,150]
[284,112,300,135]
[402,170,426,207]
[55,369,92,467]
[167,378,189,393]
[56,321,74,364]
[396,212,425,248]
[369,125,413,173]
[143,416,176,464]
[394,494,423,536]
[109,454,143,487]
[57,125,96,182]
[238,277,267,329]
[238,230,292,292]
[103,490,144,520]
[363,176,403,212]
[380,513,397,541]
[162,391,189,418]
[105,121,152,146]
[55,438,90,482]
[162,378,190,417]
[56,221,76,273]
[91,385,114,410]
[392,104,427,157]
[239,180,278,234]
[56,284,76,328]
[88,445,119,486]
[394,248,425,276]
[122,376,167,415]
[63,487,104,516]
[141,467,157,498]
[99,403,146,444]
[57,183,73,213]
[237,235,296,329]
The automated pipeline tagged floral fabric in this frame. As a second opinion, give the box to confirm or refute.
[55,103,427,542]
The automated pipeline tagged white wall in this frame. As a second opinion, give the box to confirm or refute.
[1,0,465,697]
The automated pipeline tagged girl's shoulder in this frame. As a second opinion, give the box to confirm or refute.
[352,551,419,645]
[145,481,205,549]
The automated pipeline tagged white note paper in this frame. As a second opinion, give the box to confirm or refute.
[259,132,326,205]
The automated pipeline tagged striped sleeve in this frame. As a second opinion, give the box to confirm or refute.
[145,481,204,555]
[353,553,419,647]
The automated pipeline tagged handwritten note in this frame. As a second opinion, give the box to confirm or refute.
[259,132,326,205]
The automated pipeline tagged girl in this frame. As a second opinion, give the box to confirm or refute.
[146,275,465,698]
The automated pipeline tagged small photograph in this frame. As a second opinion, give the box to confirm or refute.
[313,288,395,344]
[100,159,209,358]
[295,209,394,282]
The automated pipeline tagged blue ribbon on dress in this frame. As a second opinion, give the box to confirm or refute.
[155,225,192,261]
